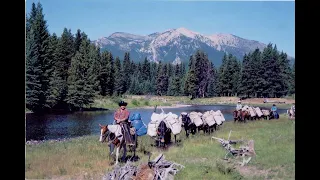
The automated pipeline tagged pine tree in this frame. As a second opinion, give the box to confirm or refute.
[218,53,229,96]
[261,43,276,97]
[206,62,217,97]
[184,56,196,95]
[26,2,53,112]
[47,33,60,107]
[99,51,109,96]
[122,52,132,93]
[87,44,101,94]
[74,29,82,52]
[277,51,291,97]
[157,62,169,96]
[171,64,181,96]
[150,62,158,94]
[250,49,262,97]
[142,57,151,81]
[289,61,295,95]
[113,56,122,96]
[105,52,115,96]
[54,28,75,105]
[67,36,95,110]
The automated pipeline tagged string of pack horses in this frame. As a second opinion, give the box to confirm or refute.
[99,100,295,165]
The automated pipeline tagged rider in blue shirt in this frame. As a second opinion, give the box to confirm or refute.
[271,104,278,119]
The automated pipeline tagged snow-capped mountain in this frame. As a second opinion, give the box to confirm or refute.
[93,27,294,66]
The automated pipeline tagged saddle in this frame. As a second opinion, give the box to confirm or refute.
[119,122,135,146]
[109,133,121,147]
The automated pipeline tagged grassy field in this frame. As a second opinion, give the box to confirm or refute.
[90,95,295,110]
[25,114,295,180]
[25,95,295,113]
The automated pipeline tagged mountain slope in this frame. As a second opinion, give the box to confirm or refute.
[93,27,294,67]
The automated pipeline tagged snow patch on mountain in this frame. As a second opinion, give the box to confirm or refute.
[93,27,293,65]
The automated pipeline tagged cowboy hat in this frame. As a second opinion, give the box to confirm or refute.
[118,101,128,106]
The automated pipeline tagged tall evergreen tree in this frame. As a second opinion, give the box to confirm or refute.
[150,62,158,94]
[250,49,263,97]
[171,64,181,96]
[66,36,95,110]
[122,52,132,93]
[142,57,151,81]
[185,56,196,95]
[87,44,101,93]
[47,33,60,107]
[206,62,216,97]
[218,53,229,96]
[277,51,291,97]
[156,62,169,96]
[26,2,53,112]
[113,56,122,96]
[105,52,115,96]
[53,28,75,106]
[289,61,295,95]
[74,29,82,52]
[261,43,276,97]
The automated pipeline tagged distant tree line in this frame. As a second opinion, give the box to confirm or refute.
[26,2,295,113]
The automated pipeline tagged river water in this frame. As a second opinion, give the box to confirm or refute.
[26,105,287,141]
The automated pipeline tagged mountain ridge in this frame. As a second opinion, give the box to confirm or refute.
[93,27,294,66]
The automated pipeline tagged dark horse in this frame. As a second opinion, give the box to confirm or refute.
[233,110,247,123]
[202,123,216,134]
[181,113,197,138]
[269,111,279,120]
[233,110,242,122]
[156,120,172,148]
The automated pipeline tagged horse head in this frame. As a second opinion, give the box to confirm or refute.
[99,124,109,143]
[181,113,190,126]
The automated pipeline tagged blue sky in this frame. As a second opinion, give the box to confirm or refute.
[26,0,295,57]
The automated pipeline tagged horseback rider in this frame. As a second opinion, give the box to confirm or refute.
[236,100,242,110]
[271,104,279,119]
[114,101,135,145]
[236,100,242,111]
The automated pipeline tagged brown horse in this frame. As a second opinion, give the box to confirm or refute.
[240,110,250,122]
[233,110,242,122]
[99,124,137,165]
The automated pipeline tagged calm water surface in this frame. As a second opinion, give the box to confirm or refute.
[26,105,287,141]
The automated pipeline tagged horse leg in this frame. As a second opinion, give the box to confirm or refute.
[109,143,115,155]
[174,135,177,143]
[115,146,120,165]
[122,143,127,163]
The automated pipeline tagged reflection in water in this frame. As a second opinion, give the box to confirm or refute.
[26,114,48,141]
[26,105,287,141]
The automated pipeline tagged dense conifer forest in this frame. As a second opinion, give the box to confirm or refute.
[26,2,295,113]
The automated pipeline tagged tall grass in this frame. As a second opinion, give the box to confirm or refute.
[26,115,295,179]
